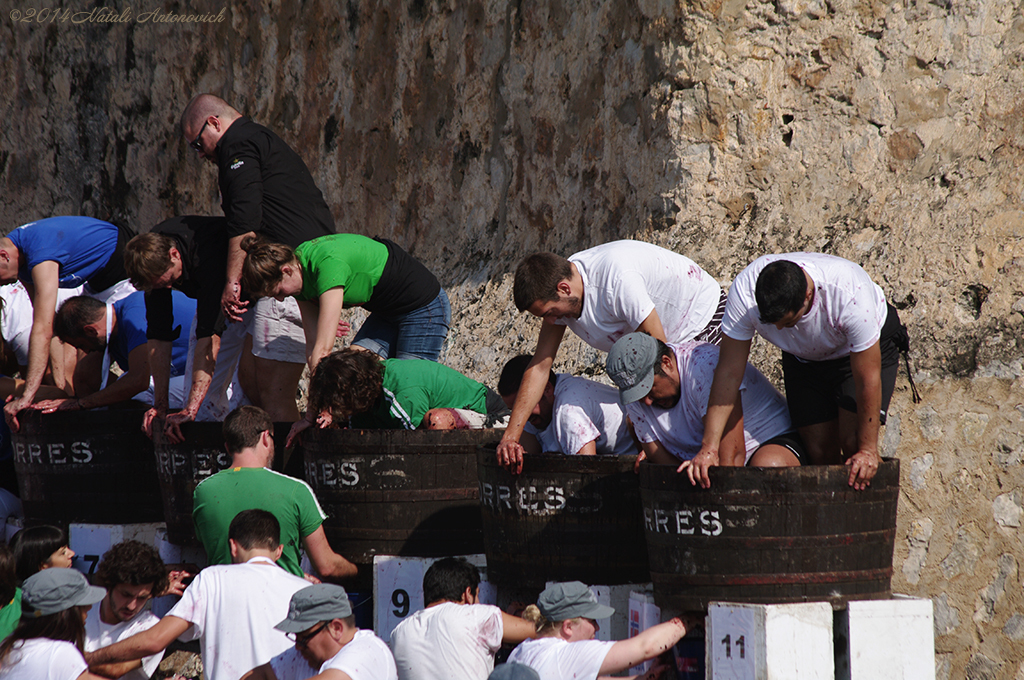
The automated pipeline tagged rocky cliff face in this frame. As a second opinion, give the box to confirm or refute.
[2,0,1022,675]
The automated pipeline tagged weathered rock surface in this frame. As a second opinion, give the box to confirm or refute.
[2,0,1022,675]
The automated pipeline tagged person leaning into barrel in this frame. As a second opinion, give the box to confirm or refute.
[123,216,249,443]
[606,333,802,484]
[695,254,914,490]
[507,581,692,680]
[0,567,108,679]
[292,348,509,446]
[240,232,451,371]
[498,354,639,457]
[34,291,196,415]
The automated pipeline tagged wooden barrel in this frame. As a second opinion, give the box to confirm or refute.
[476,447,649,586]
[640,460,900,610]
[154,421,295,545]
[302,428,500,572]
[12,405,162,527]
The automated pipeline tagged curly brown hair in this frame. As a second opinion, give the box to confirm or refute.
[308,349,384,423]
[94,540,169,595]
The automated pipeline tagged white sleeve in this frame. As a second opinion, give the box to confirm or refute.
[166,575,205,641]
[553,403,601,455]
[624,403,657,444]
[610,270,657,330]
[476,604,504,653]
[556,639,616,679]
[721,264,760,341]
[53,643,89,680]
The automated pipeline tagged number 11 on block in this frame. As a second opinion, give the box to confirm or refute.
[711,605,756,679]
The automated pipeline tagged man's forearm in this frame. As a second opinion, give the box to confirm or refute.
[148,340,173,412]
[181,336,218,416]
[80,371,150,410]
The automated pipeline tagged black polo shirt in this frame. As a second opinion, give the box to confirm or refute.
[145,215,228,341]
[215,117,335,247]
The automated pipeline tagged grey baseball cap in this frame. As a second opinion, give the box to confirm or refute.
[537,581,615,621]
[489,663,541,680]
[274,584,353,633]
[21,568,106,618]
[606,332,659,405]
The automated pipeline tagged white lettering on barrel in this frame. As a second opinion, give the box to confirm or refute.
[71,441,93,464]
[13,442,25,464]
[654,508,669,533]
[643,507,654,532]
[498,485,512,510]
[675,509,694,535]
[546,486,566,510]
[339,462,359,486]
[47,443,66,464]
[700,510,723,536]
[479,482,493,508]
[28,444,42,464]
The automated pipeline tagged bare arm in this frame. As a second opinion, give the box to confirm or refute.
[303,525,358,581]
[240,663,280,680]
[162,335,220,443]
[634,309,668,343]
[310,287,345,371]
[89,658,144,679]
[5,261,59,429]
[641,440,678,467]
[599,618,688,675]
[142,339,173,437]
[847,341,883,490]
[497,323,566,474]
[682,389,745,488]
[501,611,536,644]
[697,337,752,462]
[85,615,191,667]
[222,233,252,322]
[575,440,598,456]
[40,342,152,412]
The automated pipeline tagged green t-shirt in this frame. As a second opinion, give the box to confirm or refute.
[294,234,389,304]
[192,467,328,577]
[0,589,21,640]
[351,359,488,429]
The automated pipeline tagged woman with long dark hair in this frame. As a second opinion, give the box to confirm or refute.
[0,568,106,678]
[9,525,74,583]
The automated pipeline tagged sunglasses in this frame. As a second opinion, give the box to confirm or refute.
[189,118,212,151]
[286,621,328,647]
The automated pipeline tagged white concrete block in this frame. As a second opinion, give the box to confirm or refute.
[628,589,660,674]
[69,523,164,576]
[708,601,834,680]
[155,527,207,568]
[837,596,936,680]
[372,554,488,643]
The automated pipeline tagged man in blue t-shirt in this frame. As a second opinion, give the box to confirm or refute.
[0,216,135,428]
[38,291,195,413]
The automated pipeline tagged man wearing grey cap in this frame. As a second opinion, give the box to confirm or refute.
[507,581,691,680]
[0,568,107,680]
[243,583,397,680]
[606,333,802,486]
[84,510,308,680]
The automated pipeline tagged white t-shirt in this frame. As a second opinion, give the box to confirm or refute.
[390,602,503,680]
[84,604,163,680]
[524,375,635,456]
[0,638,87,680]
[626,342,791,461]
[722,253,887,361]
[167,557,309,680]
[559,241,721,351]
[0,282,84,365]
[319,629,398,680]
[506,637,615,680]
[268,647,318,680]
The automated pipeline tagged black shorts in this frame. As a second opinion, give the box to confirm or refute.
[782,304,902,429]
[751,431,806,464]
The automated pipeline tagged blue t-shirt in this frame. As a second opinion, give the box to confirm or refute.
[8,217,119,287]
[110,291,195,376]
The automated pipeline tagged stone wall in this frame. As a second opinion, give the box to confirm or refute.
[2,0,1022,676]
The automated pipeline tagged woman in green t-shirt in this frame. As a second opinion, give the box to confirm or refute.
[241,233,450,373]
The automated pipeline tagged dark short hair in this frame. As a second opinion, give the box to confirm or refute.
[652,339,673,377]
[95,540,168,595]
[10,525,67,583]
[755,260,808,324]
[423,557,480,605]
[223,405,273,454]
[53,296,105,342]
[308,349,385,423]
[228,509,281,551]
[512,253,573,312]
[497,355,556,397]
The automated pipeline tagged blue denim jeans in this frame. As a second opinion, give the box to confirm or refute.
[352,288,451,361]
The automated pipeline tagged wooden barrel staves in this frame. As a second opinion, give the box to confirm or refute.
[154,421,294,545]
[12,405,163,527]
[302,428,500,570]
[639,460,900,610]
[476,447,649,587]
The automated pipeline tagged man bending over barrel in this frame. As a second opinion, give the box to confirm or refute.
[0,216,136,429]
[497,241,724,473]
[606,333,802,485]
[497,355,638,456]
[695,254,910,490]
[295,348,510,444]
[41,291,195,413]
[192,405,357,582]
